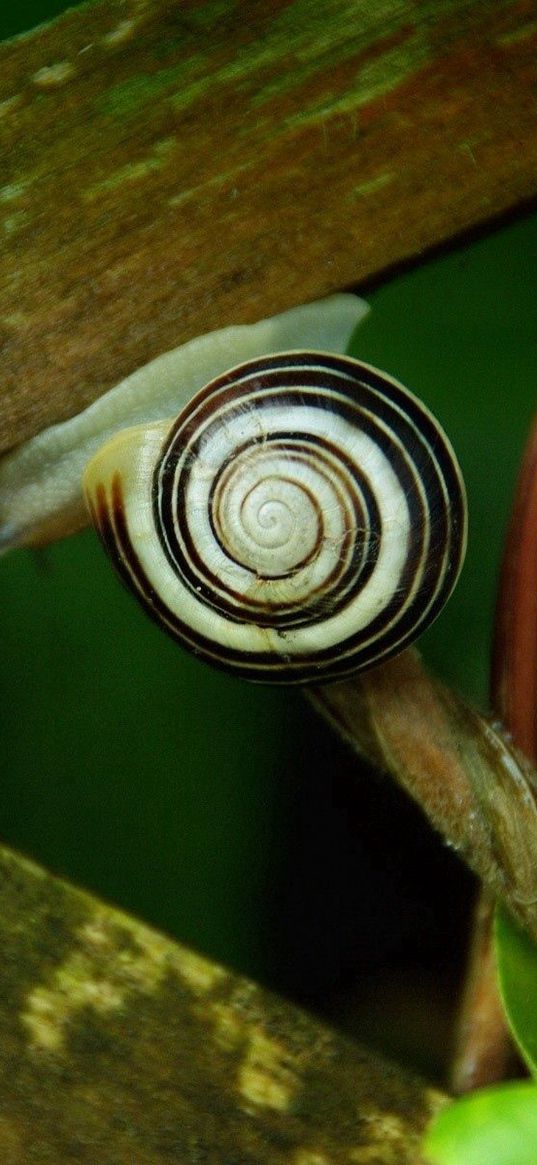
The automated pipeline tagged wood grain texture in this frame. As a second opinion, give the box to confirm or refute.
[1,0,537,453]
[0,845,442,1163]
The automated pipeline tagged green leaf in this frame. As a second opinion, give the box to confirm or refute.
[495,905,537,1075]
[423,1082,537,1165]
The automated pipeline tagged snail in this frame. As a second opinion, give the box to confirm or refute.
[83,350,467,684]
[0,293,466,684]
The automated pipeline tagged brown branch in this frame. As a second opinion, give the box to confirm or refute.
[2,0,537,453]
[0,845,442,1162]
[310,649,537,945]
[451,409,537,1091]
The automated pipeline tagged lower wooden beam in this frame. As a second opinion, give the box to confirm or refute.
[0,846,441,1161]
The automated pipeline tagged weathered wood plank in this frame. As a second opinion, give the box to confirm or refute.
[1,0,537,453]
[0,845,441,1162]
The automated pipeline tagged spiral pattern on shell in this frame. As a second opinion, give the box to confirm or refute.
[84,352,467,683]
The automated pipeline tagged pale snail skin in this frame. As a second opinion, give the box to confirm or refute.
[83,350,467,685]
[0,294,367,551]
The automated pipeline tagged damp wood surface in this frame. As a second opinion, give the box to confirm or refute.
[1,0,537,454]
[0,844,442,1164]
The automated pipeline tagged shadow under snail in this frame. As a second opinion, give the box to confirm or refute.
[0,295,467,683]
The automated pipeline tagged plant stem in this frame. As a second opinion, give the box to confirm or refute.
[451,412,537,1090]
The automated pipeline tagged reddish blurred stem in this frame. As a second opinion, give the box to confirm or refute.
[492,412,537,753]
[452,411,537,1093]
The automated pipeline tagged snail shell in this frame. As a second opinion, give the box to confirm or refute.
[84,351,467,684]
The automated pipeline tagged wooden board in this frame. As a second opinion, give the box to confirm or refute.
[1,0,537,452]
[0,845,441,1162]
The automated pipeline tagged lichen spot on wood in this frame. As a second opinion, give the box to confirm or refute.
[171,947,227,995]
[347,1109,410,1162]
[32,61,76,89]
[210,1002,245,1052]
[0,183,27,204]
[21,974,123,1053]
[102,19,138,47]
[239,1029,301,1113]
[2,213,26,237]
[19,910,225,1052]
[0,96,22,119]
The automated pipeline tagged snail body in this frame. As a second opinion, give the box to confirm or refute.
[84,350,467,684]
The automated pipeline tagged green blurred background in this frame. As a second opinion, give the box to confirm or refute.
[1,2,536,1078]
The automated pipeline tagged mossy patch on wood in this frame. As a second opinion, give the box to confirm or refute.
[0,845,442,1162]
